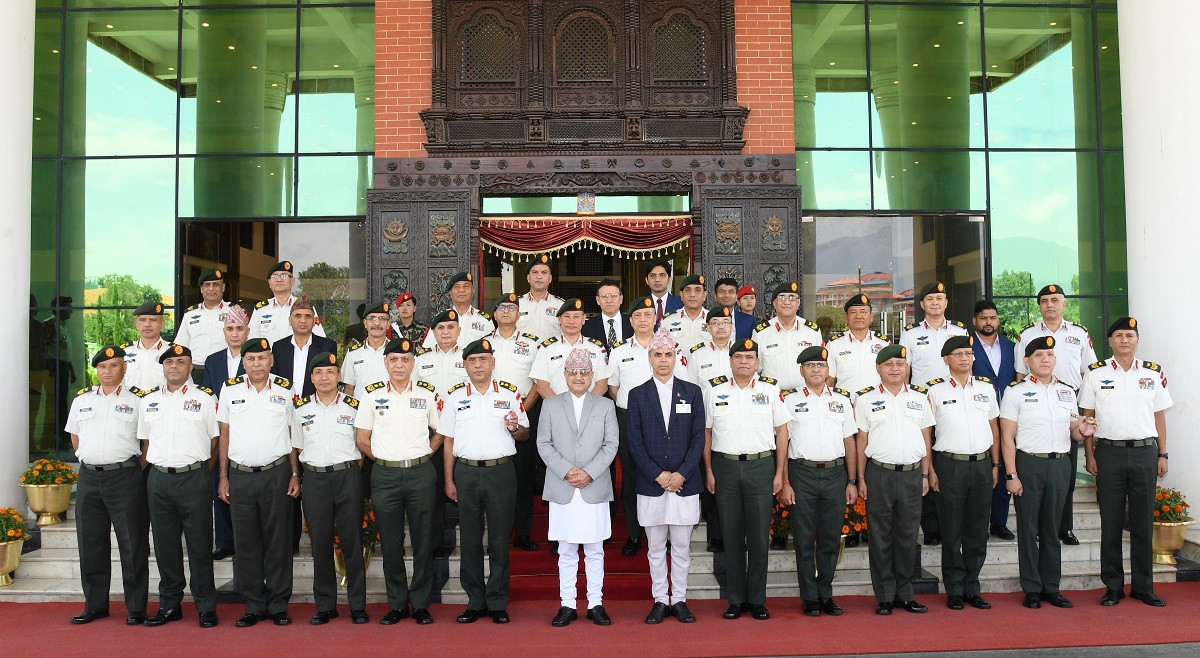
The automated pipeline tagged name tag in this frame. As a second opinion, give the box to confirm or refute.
[269,395,287,405]
[675,403,691,414]
[182,400,201,412]
[1056,390,1073,403]
[337,415,354,425]
[493,400,512,410]
[410,398,427,410]
[751,393,768,406]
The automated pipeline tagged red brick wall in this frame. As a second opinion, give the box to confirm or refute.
[374,0,795,156]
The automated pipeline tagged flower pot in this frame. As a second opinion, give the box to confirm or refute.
[23,484,72,526]
[811,535,849,577]
[334,546,375,587]
[0,539,22,586]
[1152,517,1196,565]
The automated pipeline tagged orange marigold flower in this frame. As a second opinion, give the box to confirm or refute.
[1175,505,1184,513]
[19,476,25,482]
[841,525,849,534]
[1156,493,1163,501]
[1163,504,1170,512]
[54,477,63,484]
[5,530,13,537]
[781,510,789,518]
[854,523,863,532]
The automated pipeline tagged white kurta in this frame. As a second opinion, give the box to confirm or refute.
[637,492,701,527]
[548,489,612,544]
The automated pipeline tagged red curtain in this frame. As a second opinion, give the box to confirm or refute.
[479,215,692,260]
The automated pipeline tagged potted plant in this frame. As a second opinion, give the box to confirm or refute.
[327,498,380,587]
[0,506,27,586]
[1152,486,1193,565]
[843,497,867,547]
[20,459,77,526]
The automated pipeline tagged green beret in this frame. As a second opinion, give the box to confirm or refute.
[941,335,973,357]
[797,345,828,364]
[492,292,520,312]
[917,281,946,301]
[133,300,165,316]
[308,351,338,371]
[876,344,906,364]
[446,271,472,291]
[158,343,191,363]
[843,294,870,312]
[1107,316,1137,337]
[628,296,655,316]
[557,298,584,317]
[707,306,733,322]
[679,274,705,290]
[525,253,552,273]
[462,337,494,359]
[362,301,390,319]
[241,337,271,355]
[267,261,293,277]
[1037,284,1064,300]
[729,338,758,357]
[197,268,223,286]
[1025,335,1055,357]
[354,303,367,320]
[384,337,417,355]
[773,281,800,297]
[431,308,459,327]
[91,345,125,368]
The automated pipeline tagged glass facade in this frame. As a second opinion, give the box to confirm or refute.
[793,1,1125,340]
[31,1,374,458]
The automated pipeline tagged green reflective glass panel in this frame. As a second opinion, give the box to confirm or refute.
[872,150,984,211]
[1074,153,1102,296]
[1096,9,1121,147]
[180,8,297,155]
[984,1,1095,5]
[984,8,1097,149]
[798,150,871,210]
[297,155,370,216]
[1101,152,1126,295]
[275,221,368,343]
[793,4,869,148]
[868,4,982,149]
[31,160,59,307]
[34,13,62,157]
[179,155,295,218]
[298,6,375,153]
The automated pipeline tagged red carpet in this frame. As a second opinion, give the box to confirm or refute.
[11,584,1200,656]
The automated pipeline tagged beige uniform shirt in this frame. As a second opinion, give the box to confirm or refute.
[900,319,969,387]
[704,376,790,454]
[65,385,143,466]
[292,392,362,466]
[854,383,935,465]
[752,316,824,391]
[781,385,857,461]
[926,376,999,455]
[438,380,528,460]
[825,330,889,393]
[517,292,564,340]
[216,375,295,466]
[1079,358,1172,441]
[139,384,219,467]
[354,380,439,461]
[999,376,1078,454]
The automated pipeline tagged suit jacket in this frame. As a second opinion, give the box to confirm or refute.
[652,294,684,330]
[625,376,706,497]
[582,313,634,353]
[733,309,757,342]
[201,348,245,396]
[972,332,1017,398]
[537,392,619,505]
[270,335,339,398]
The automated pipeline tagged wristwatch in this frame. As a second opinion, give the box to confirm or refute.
[1006,473,1018,481]
[1158,453,1169,459]
[848,478,859,485]
[992,462,1001,468]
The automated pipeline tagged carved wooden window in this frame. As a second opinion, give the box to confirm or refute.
[460,12,517,83]
[555,13,614,83]
[653,12,709,82]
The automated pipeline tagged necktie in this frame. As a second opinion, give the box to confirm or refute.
[656,298,664,326]
[607,318,617,347]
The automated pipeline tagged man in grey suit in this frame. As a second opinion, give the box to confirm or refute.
[538,348,619,628]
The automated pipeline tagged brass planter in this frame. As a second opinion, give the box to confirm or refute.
[0,539,22,586]
[811,534,849,577]
[334,546,374,587]
[1152,517,1196,565]
[23,484,72,526]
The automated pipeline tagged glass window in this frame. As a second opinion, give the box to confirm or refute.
[33,12,62,157]
[792,4,869,149]
[1096,9,1121,148]
[179,155,295,218]
[298,6,375,153]
[872,150,985,211]
[277,221,366,345]
[1101,152,1126,295]
[31,160,59,307]
[798,150,872,210]
[297,155,370,216]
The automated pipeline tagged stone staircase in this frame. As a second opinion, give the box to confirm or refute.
[2,483,1195,605]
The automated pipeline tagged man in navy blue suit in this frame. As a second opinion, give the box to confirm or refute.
[713,278,757,342]
[270,298,338,398]
[626,326,706,625]
[201,305,250,561]
[582,279,634,352]
[970,300,1018,540]
[644,260,683,330]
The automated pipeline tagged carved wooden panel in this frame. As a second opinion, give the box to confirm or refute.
[699,186,803,308]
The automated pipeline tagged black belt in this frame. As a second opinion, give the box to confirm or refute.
[229,455,289,473]
[456,456,512,467]
[376,455,432,468]
[152,461,203,474]
[869,458,921,472]
[716,450,773,462]
[936,450,990,462]
[1019,450,1067,459]
[1095,438,1157,448]
[81,457,138,471]
[303,460,358,473]
[792,457,845,469]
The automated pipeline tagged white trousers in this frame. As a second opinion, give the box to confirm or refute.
[558,541,605,609]
[646,524,694,605]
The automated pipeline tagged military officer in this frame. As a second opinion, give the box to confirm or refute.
[826,294,890,394]
[139,345,219,628]
[530,299,610,399]
[517,253,565,339]
[1014,284,1098,546]
[355,337,441,625]
[1080,317,1172,607]
[703,339,789,621]
[899,281,969,387]
[1000,336,1092,610]
[438,338,530,625]
[751,281,822,391]
[342,301,392,397]
[777,346,858,617]
[216,337,300,627]
[122,300,170,392]
[423,272,493,348]
[173,268,231,384]
[391,292,429,345]
[292,352,370,625]
[925,336,1000,611]
[414,308,467,557]
[64,345,150,626]
[661,274,710,350]
[854,345,934,616]
[249,260,326,345]
[685,305,736,551]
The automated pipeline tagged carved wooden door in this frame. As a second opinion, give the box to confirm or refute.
[698,186,804,308]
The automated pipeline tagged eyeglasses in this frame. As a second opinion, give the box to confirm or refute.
[598,294,621,300]
[706,319,732,327]
[775,294,799,302]
[801,363,828,370]
[565,369,592,376]
[268,273,293,281]
[495,304,519,312]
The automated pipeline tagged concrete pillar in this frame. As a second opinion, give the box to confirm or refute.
[870,68,904,206]
[1071,12,1103,335]
[261,71,287,217]
[792,64,816,208]
[1117,0,1200,507]
[355,67,375,216]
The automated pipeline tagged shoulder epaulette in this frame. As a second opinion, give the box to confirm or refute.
[272,376,292,389]
[447,381,468,394]
[954,320,966,329]
[1007,380,1021,388]
[364,381,386,393]
[480,311,492,320]
[857,386,875,396]
[587,337,605,350]
[415,380,436,393]
[520,332,540,342]
[1088,361,1106,371]
[227,375,245,386]
[780,388,798,397]
[758,375,777,385]
[195,385,215,396]
[708,375,728,387]
[806,320,820,332]
[132,386,156,398]
[254,299,269,309]
[119,341,132,349]
[833,387,850,398]
[415,347,431,357]
[185,303,199,312]
[1021,322,1037,332]
[345,338,362,351]
[498,380,518,393]
[974,375,992,384]
[828,331,844,341]
[1074,322,1089,332]
[926,378,945,387]
[874,331,889,341]
[754,320,770,332]
[909,384,927,394]
[690,342,705,353]
[540,336,559,347]
[293,396,309,408]
[903,323,916,331]
[76,387,90,396]
[344,395,359,409]
[1144,361,1161,372]
[611,339,626,349]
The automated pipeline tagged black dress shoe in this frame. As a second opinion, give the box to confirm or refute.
[548,541,558,553]
[965,595,991,610]
[70,610,109,625]
[645,602,670,624]
[1101,589,1124,606]
[875,602,893,616]
[513,535,540,551]
[456,608,487,623]
[1040,592,1073,608]
[892,599,927,613]
[1058,531,1080,546]
[125,615,145,625]
[750,604,770,620]
[722,602,748,619]
[489,609,510,624]
[211,548,235,560]
[380,608,410,625]
[551,607,577,627]
[310,610,338,625]
[1130,590,1166,607]
[923,533,941,546]
[1022,593,1041,609]
[235,613,265,627]
[622,538,642,556]
[706,537,724,552]
[351,609,370,624]
[199,612,219,628]
[820,598,843,616]
[990,524,1016,540]
[946,596,964,610]
[144,607,182,627]
[586,605,611,626]
[413,608,433,624]
[271,612,292,626]
[802,600,821,616]
[769,537,787,550]
[671,601,695,623]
